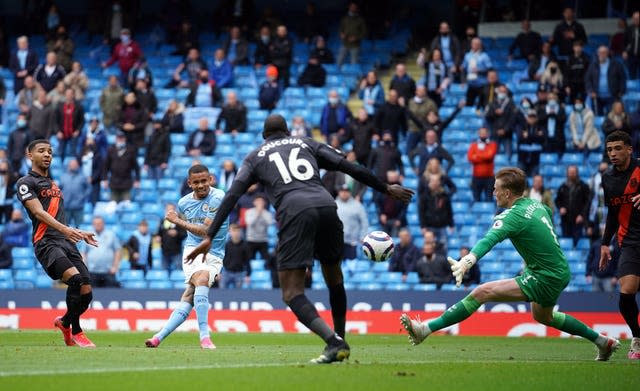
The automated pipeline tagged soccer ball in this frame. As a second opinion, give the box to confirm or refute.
[361,231,394,262]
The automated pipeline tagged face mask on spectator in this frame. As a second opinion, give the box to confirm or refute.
[497,92,507,100]
[17,119,26,128]
[522,101,531,109]
[113,4,121,12]
[116,142,126,149]
[261,35,270,44]
[0,170,7,175]
[549,67,558,74]
[414,96,423,103]
[120,35,130,44]
[200,77,208,83]
[328,97,339,105]
[574,103,583,111]
[547,100,558,108]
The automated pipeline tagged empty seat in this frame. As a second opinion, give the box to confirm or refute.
[146,270,169,281]
[119,270,145,282]
[149,280,173,289]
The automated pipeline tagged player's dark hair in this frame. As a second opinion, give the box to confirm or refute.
[263,114,290,139]
[27,139,51,152]
[605,130,632,146]
[496,167,526,196]
[188,164,210,176]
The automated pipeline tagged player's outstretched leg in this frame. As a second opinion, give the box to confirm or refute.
[146,301,193,348]
[194,284,215,349]
[322,263,347,339]
[401,293,481,345]
[619,292,640,359]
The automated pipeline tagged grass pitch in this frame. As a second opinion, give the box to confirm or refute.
[0,331,638,390]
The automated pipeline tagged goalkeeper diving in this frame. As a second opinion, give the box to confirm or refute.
[400,167,620,361]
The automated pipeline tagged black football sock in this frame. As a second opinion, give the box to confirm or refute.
[80,291,93,315]
[619,293,640,338]
[288,294,337,344]
[328,283,347,339]
[63,275,83,334]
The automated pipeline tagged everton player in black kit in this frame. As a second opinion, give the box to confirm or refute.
[600,130,640,360]
[16,139,98,348]
[187,115,413,363]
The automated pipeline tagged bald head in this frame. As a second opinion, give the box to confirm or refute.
[263,114,289,139]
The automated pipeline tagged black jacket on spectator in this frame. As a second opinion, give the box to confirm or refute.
[223,239,253,275]
[375,103,408,142]
[587,238,618,278]
[478,81,503,110]
[254,40,271,66]
[8,126,31,170]
[485,98,518,137]
[269,36,292,69]
[123,235,151,270]
[223,37,250,66]
[566,52,590,99]
[103,144,140,191]
[258,81,280,110]
[585,59,627,99]
[418,185,454,229]
[389,75,416,103]
[160,111,184,133]
[186,129,216,156]
[368,141,404,181]
[297,63,326,87]
[34,63,66,93]
[508,30,542,58]
[117,101,147,148]
[186,80,223,107]
[8,49,38,94]
[409,144,455,176]
[216,102,247,133]
[555,179,591,222]
[135,89,158,116]
[310,47,334,64]
[144,128,172,167]
[552,20,588,56]
[416,254,451,286]
[429,34,462,67]
[341,117,376,166]
[388,242,421,274]
[156,219,187,257]
[0,236,12,269]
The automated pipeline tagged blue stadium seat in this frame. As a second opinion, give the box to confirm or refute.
[35,275,53,288]
[170,270,185,282]
[0,269,12,281]
[250,281,272,289]
[146,270,169,281]
[11,258,34,270]
[158,178,179,191]
[500,250,521,263]
[559,238,573,251]
[385,283,410,291]
[250,259,265,271]
[562,153,583,165]
[471,202,495,214]
[569,261,586,275]
[14,269,37,284]
[251,270,271,282]
[149,280,172,289]
[119,270,145,282]
[413,283,437,291]
[11,247,32,259]
[358,282,383,290]
[351,272,375,283]
[120,212,143,226]
[371,262,388,272]
[405,272,420,284]
[0,280,15,289]
[481,262,503,273]
[122,281,148,289]
[378,272,403,284]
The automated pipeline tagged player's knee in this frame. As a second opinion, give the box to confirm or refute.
[66,274,83,290]
[532,311,552,325]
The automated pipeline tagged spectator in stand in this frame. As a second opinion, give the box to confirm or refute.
[336,184,368,275]
[459,246,481,287]
[245,195,273,261]
[310,35,334,64]
[428,21,461,81]
[270,25,292,87]
[210,48,233,89]
[44,3,61,39]
[527,42,556,82]
[298,2,326,43]
[290,116,311,137]
[539,61,565,101]
[216,91,247,134]
[103,1,134,45]
[585,46,626,116]
[102,131,140,203]
[0,236,12,268]
[46,25,74,72]
[550,7,588,58]
[418,175,454,246]
[460,25,477,55]
[569,96,601,155]
[118,92,147,149]
[84,216,121,287]
[477,69,502,111]
[341,108,375,166]
[28,90,55,140]
[232,182,263,226]
[419,102,464,142]
[602,100,631,139]
[186,117,216,157]
[555,165,590,246]
[485,85,517,158]
[127,57,153,90]
[63,61,89,101]
[102,28,143,87]
[2,209,29,248]
[77,117,107,207]
[586,234,618,292]
[258,65,281,110]
[123,220,152,271]
[58,159,87,228]
[155,100,184,135]
[254,25,272,69]
[517,110,546,177]
[539,92,567,158]
[375,89,410,143]
[623,11,640,80]
[416,240,451,288]
[167,48,208,88]
[376,170,407,237]
[0,161,18,224]
[223,26,249,66]
[0,78,4,123]
[612,19,628,56]
[368,131,404,182]
[34,51,66,93]
[337,2,367,66]
[320,90,352,139]
[462,38,493,108]
[358,71,385,116]
[222,223,252,288]
[467,127,498,202]
[55,88,84,162]
[186,69,223,108]
[173,20,199,56]
[389,63,416,106]
[9,36,38,94]
[565,40,590,102]
[218,159,237,191]
[47,80,65,109]
[388,228,420,281]
[409,129,455,177]
[8,113,31,174]
[587,161,608,235]
[406,86,437,152]
[134,79,157,135]
[419,48,450,108]
[144,118,172,181]
[17,75,43,114]
[524,174,554,212]
[508,20,542,61]
[533,84,550,117]
[421,157,457,196]
[156,203,187,271]
[100,75,124,134]
[297,55,326,87]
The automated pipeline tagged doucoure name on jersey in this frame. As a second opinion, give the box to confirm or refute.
[257,138,308,157]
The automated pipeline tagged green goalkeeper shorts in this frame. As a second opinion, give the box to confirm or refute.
[514,269,570,308]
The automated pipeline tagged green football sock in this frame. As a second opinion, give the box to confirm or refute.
[427,294,481,332]
[549,312,599,342]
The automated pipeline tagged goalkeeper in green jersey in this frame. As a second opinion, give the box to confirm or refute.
[401,167,620,361]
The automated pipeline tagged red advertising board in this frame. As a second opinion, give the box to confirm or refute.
[0,309,631,338]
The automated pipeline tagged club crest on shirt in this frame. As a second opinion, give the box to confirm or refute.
[202,203,209,212]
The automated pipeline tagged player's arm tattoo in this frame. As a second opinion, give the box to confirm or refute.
[173,216,212,238]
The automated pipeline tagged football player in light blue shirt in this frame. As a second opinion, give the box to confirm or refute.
[145,164,227,349]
